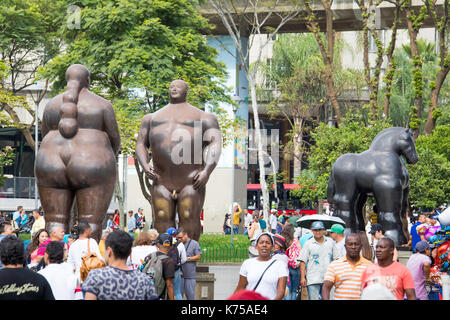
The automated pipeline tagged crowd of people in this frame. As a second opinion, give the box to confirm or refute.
[0,205,204,301]
[227,204,449,301]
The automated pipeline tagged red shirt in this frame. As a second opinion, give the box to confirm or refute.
[361,261,415,300]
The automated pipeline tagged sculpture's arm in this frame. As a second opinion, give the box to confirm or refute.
[103,102,121,156]
[135,114,157,180]
[192,114,222,190]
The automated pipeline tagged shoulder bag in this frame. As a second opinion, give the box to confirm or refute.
[80,238,106,282]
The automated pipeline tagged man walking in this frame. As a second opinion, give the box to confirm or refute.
[322,233,372,300]
[269,209,278,234]
[151,233,176,300]
[166,227,187,300]
[406,240,432,300]
[82,230,158,300]
[361,237,416,300]
[127,210,136,233]
[298,221,341,300]
[327,224,346,256]
[177,227,202,300]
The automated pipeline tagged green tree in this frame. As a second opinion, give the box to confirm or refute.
[0,0,65,150]
[41,0,231,112]
[291,114,391,204]
[0,145,15,187]
[408,124,450,209]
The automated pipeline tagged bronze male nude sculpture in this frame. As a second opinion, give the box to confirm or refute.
[35,64,121,242]
[135,80,222,241]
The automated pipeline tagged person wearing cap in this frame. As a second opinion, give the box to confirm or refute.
[406,240,432,300]
[152,233,176,300]
[166,227,187,300]
[322,233,372,300]
[361,237,416,300]
[298,221,341,300]
[370,223,398,262]
[234,232,288,300]
[272,234,289,271]
[327,224,346,257]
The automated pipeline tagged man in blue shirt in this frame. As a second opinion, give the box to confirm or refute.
[127,210,136,233]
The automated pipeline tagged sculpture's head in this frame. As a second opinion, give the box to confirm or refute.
[398,128,418,164]
[65,64,90,88]
[168,79,188,103]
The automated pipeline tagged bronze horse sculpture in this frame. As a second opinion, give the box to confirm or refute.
[327,127,418,245]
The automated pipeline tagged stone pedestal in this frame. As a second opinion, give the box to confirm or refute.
[195,265,216,300]
[397,247,412,266]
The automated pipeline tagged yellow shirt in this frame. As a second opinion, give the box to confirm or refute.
[31,216,46,235]
[233,207,242,225]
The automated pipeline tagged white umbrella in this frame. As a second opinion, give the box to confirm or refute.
[294,214,346,230]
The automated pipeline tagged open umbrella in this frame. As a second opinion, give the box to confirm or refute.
[294,214,346,230]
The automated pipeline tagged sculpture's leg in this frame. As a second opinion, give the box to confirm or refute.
[76,182,115,242]
[373,178,407,246]
[38,185,74,234]
[149,183,177,235]
[177,185,205,242]
[400,186,410,244]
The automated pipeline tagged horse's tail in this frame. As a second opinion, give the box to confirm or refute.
[327,172,335,204]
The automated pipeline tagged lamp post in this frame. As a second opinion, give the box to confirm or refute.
[230,96,240,248]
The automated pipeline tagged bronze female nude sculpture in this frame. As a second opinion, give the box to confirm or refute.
[135,80,222,241]
[35,64,121,242]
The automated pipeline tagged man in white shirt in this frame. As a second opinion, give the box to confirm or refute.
[269,209,278,234]
[67,220,103,280]
[243,209,252,235]
[39,241,78,300]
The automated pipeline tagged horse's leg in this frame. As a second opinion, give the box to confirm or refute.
[400,186,410,245]
[332,181,357,236]
[354,192,368,232]
[373,177,407,246]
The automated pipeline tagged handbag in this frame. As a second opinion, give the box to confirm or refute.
[80,238,106,282]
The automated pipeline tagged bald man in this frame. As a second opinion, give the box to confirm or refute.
[135,80,222,241]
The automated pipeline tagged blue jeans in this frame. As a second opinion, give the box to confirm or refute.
[233,225,239,234]
[307,283,323,300]
[287,267,301,300]
[173,268,183,300]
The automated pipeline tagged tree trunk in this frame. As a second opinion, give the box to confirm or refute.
[293,117,304,179]
[406,5,424,139]
[1,102,36,151]
[249,78,270,224]
[424,66,450,134]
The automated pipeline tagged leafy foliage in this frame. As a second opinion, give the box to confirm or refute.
[0,145,15,187]
[408,124,450,209]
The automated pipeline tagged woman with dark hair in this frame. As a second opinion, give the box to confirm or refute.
[67,220,103,280]
[282,223,302,300]
[27,229,49,267]
[358,231,374,262]
[234,232,288,300]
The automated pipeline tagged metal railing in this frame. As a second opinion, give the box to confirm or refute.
[199,246,249,263]
[0,177,37,199]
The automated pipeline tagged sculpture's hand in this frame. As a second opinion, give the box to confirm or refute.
[144,166,159,183]
[193,170,209,190]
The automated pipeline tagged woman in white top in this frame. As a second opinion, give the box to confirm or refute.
[67,220,103,278]
[234,232,288,300]
[247,212,262,246]
[126,229,158,270]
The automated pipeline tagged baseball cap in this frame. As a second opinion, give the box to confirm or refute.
[166,227,177,236]
[415,240,430,253]
[369,223,383,234]
[156,233,173,247]
[311,221,325,230]
[327,224,344,234]
[273,234,286,249]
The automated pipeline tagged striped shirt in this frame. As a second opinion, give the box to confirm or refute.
[324,256,372,300]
